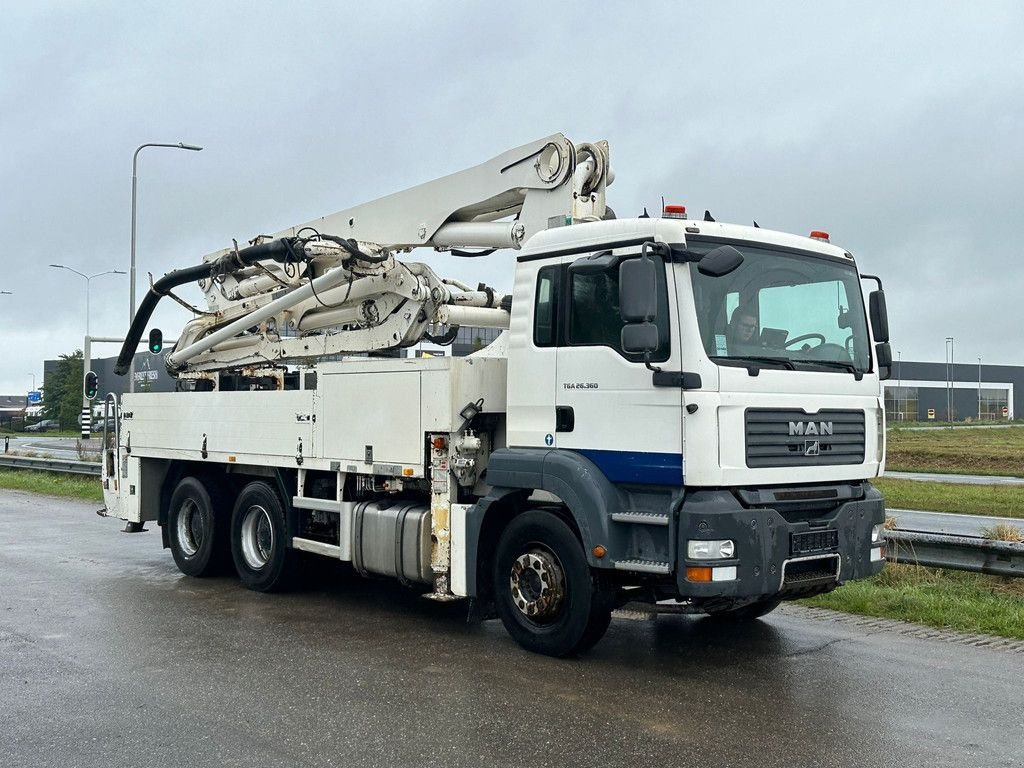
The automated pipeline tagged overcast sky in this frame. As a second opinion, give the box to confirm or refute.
[2,1,1022,394]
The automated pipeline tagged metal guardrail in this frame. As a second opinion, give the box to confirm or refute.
[0,455,101,477]
[884,530,1023,578]
[1,456,1021,577]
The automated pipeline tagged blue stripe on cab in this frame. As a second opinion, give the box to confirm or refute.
[576,449,683,486]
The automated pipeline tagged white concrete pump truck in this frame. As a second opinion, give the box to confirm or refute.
[98,134,891,656]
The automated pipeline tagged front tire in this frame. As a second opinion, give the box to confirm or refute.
[230,481,295,592]
[167,476,228,577]
[493,511,613,657]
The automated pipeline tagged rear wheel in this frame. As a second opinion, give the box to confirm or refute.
[230,481,295,592]
[167,476,228,577]
[705,598,781,621]
[493,511,613,657]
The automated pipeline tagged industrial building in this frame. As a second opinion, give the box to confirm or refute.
[884,360,1016,422]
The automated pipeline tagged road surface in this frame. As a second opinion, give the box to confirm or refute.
[2,491,1023,767]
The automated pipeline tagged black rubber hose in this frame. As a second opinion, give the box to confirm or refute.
[316,234,389,263]
[114,262,212,375]
[113,237,300,376]
[425,326,460,345]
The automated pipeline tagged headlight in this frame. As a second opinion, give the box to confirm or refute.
[871,523,884,543]
[687,539,735,560]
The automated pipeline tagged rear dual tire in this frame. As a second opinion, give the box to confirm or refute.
[167,476,230,577]
[230,481,295,592]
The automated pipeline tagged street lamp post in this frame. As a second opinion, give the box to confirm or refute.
[50,265,126,436]
[978,357,982,421]
[130,142,203,392]
[945,336,954,426]
[896,350,902,420]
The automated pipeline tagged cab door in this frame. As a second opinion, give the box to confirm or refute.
[505,259,561,448]
[554,251,683,485]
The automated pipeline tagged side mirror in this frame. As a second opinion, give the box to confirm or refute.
[621,323,659,355]
[697,245,744,277]
[876,341,892,380]
[569,250,618,276]
[869,290,889,343]
[619,257,658,322]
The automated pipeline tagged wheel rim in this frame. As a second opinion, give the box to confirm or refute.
[509,546,566,624]
[175,499,204,557]
[240,504,274,570]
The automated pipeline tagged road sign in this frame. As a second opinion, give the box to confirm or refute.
[27,390,41,404]
[927,408,935,419]
[1002,406,1009,416]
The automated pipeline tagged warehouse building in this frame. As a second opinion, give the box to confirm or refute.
[883,360,1017,422]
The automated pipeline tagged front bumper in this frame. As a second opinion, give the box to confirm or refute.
[675,484,886,600]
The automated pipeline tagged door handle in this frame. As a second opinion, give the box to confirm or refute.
[556,406,575,433]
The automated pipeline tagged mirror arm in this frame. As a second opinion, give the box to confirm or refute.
[860,273,884,291]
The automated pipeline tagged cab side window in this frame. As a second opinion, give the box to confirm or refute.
[568,257,671,363]
[534,266,561,347]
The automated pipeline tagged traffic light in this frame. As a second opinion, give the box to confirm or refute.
[84,371,98,400]
[148,328,163,354]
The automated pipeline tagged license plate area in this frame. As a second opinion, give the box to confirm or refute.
[791,529,839,556]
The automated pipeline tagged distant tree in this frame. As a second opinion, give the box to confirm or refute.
[43,351,84,431]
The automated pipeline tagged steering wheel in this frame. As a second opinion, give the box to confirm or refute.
[784,333,826,349]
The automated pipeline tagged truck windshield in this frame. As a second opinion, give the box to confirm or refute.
[688,239,872,373]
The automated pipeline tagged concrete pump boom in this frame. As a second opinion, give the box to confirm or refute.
[115,134,611,377]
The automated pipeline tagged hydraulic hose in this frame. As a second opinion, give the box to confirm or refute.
[113,238,299,375]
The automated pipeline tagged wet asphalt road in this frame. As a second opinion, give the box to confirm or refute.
[2,492,1023,768]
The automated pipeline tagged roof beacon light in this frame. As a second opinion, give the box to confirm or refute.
[809,230,830,242]
[664,204,687,220]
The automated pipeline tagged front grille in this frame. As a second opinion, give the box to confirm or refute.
[782,556,840,588]
[745,408,865,468]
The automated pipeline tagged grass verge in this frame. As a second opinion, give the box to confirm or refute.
[803,563,1024,640]
[0,469,103,502]
[875,477,1024,518]
[886,424,1024,476]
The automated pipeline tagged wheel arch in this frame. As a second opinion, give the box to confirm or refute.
[466,448,621,597]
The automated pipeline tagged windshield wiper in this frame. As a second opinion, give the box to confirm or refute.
[795,359,865,380]
[711,355,796,375]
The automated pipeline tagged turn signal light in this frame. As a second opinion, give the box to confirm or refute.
[432,437,446,450]
[592,545,607,558]
[686,566,713,582]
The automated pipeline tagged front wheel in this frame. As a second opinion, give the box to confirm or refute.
[493,511,613,657]
[230,481,295,592]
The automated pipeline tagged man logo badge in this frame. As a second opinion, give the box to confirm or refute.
[789,421,834,436]
[804,440,820,456]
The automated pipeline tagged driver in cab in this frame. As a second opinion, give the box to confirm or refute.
[727,305,761,354]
